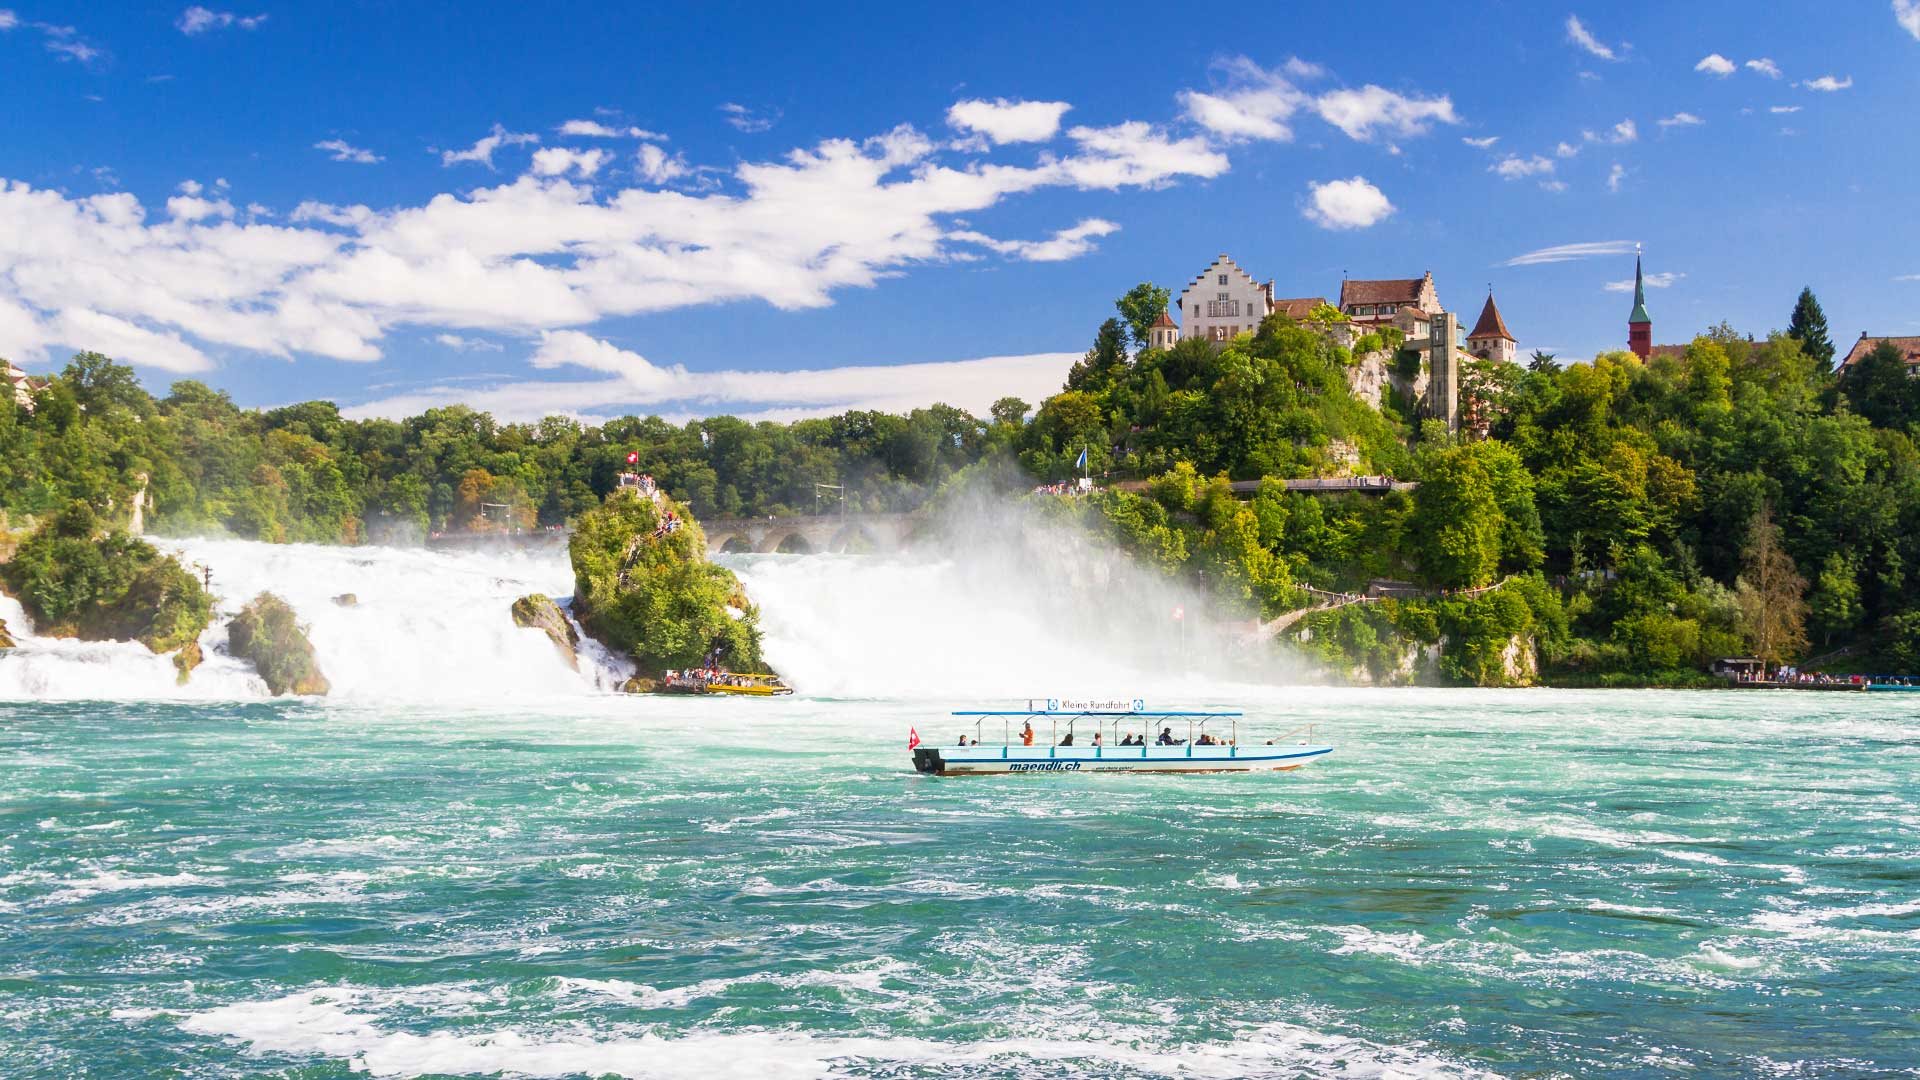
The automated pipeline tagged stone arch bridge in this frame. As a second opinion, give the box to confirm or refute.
[702,513,916,555]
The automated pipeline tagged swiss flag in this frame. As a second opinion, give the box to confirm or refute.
[907,727,921,750]
[626,451,639,465]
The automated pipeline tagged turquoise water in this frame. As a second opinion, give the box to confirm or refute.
[3,689,1919,1078]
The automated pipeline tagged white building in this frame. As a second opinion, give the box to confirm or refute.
[3,359,34,412]
[1175,254,1275,343]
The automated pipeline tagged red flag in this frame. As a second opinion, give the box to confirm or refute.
[626,451,639,465]
[907,727,921,750]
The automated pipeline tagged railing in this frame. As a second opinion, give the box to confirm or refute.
[1207,301,1240,318]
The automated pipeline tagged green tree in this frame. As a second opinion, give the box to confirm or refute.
[1114,283,1172,350]
[1839,339,1916,430]
[1786,287,1835,372]
[1528,349,1557,373]
[1808,551,1862,645]
[990,396,1030,427]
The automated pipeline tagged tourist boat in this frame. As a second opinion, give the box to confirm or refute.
[660,669,794,696]
[911,703,1332,776]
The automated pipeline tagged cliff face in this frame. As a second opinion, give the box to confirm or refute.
[567,489,766,674]
[511,593,580,670]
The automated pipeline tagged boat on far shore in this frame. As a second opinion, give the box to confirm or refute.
[912,702,1332,776]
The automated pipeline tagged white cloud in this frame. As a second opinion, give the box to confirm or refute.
[0,9,17,29]
[1770,105,1802,114]
[176,6,265,34]
[440,124,540,168]
[433,333,501,351]
[1745,58,1782,78]
[51,308,211,372]
[343,347,1083,425]
[1539,180,1569,193]
[635,143,688,185]
[1658,112,1704,128]
[1566,15,1620,61]
[1607,163,1626,192]
[40,24,102,63]
[1604,271,1683,292]
[557,119,665,140]
[529,147,609,178]
[1461,135,1500,149]
[1503,239,1637,267]
[1302,176,1394,230]
[1894,273,1920,282]
[1897,0,1920,39]
[1800,74,1853,91]
[719,103,779,133]
[949,218,1119,262]
[1695,53,1736,76]
[1313,84,1459,142]
[0,113,1228,374]
[1179,57,1454,145]
[1491,155,1554,180]
[1178,58,1309,142]
[946,99,1072,144]
[1555,140,1581,158]
[314,139,381,164]
[1584,119,1638,144]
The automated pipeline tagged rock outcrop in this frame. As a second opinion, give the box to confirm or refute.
[568,487,767,675]
[332,593,358,607]
[0,617,14,650]
[227,592,330,696]
[511,593,579,670]
[0,501,212,663]
[173,640,202,684]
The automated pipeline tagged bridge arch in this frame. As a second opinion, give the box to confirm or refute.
[829,524,877,554]
[715,533,754,554]
[773,531,816,555]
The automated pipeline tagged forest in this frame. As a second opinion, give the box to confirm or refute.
[5,284,1919,683]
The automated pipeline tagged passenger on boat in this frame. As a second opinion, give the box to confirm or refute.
[1059,732,1074,746]
[1021,722,1035,746]
[1091,732,1103,747]
[1156,727,1177,745]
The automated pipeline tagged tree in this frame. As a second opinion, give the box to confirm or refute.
[1733,504,1809,665]
[1786,287,1835,372]
[1528,349,1557,373]
[1839,339,1917,430]
[990,396,1030,427]
[1115,283,1172,350]
[1809,551,1862,645]
[1064,319,1132,394]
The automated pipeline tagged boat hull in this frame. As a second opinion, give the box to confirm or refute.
[912,744,1332,776]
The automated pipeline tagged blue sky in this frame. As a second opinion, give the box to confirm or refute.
[3,1,1918,422]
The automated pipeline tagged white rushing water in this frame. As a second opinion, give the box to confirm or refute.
[1,525,1301,702]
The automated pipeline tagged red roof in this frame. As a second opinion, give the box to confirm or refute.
[1339,275,1427,307]
[1838,334,1920,370]
[1272,296,1329,320]
[1467,294,1514,342]
[1151,310,1177,329]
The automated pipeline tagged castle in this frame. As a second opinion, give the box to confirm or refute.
[1164,254,1519,433]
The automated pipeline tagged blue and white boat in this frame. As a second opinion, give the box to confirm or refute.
[911,700,1333,776]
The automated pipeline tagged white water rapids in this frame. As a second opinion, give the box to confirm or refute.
[0,531,1302,702]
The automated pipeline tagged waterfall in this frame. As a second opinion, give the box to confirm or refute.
[1,520,1298,702]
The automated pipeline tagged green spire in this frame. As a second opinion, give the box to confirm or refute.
[1628,253,1652,325]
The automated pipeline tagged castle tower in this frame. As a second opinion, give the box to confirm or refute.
[1427,310,1460,432]
[1146,308,1179,352]
[1466,291,1517,364]
[1627,253,1652,359]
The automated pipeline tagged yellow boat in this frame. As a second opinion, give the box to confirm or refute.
[660,670,794,696]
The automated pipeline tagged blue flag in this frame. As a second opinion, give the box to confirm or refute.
[1075,447,1088,469]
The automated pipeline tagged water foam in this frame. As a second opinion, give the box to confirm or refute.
[180,984,1508,1079]
[0,538,630,702]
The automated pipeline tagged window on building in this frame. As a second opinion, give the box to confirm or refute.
[1217,292,1229,302]
[1218,274,1228,285]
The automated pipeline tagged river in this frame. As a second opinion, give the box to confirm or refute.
[1,541,1917,1077]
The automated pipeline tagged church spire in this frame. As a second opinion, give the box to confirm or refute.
[1628,252,1651,326]
[1627,248,1653,359]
